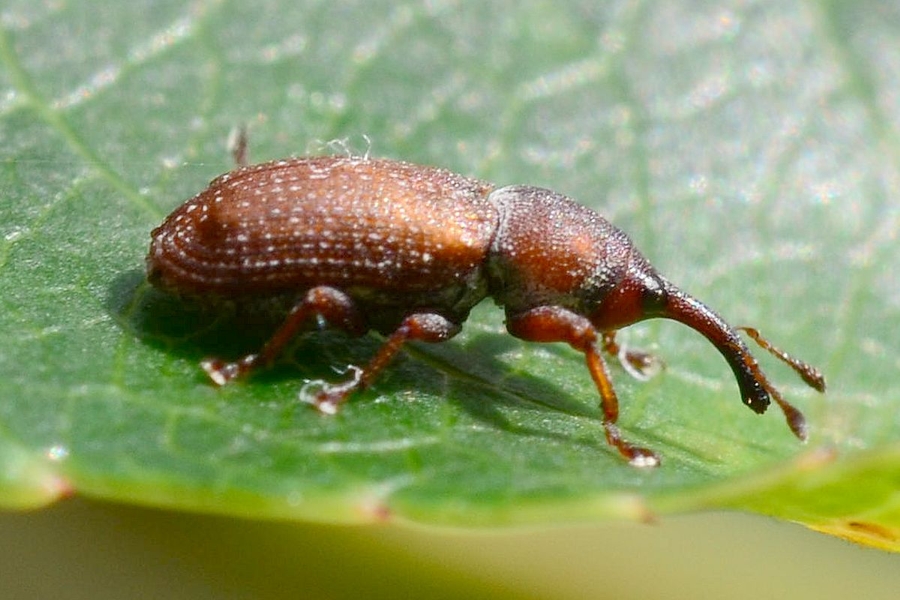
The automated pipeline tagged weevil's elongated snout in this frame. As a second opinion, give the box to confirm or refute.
[655,284,772,414]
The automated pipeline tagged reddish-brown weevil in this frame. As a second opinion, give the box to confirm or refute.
[147,138,825,467]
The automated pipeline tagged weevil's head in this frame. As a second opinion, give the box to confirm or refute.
[587,253,670,331]
[589,254,773,416]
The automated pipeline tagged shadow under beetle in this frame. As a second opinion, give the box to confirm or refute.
[147,137,825,467]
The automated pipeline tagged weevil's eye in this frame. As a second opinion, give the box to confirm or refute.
[640,275,668,315]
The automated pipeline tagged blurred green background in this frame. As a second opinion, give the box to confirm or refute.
[1,499,898,599]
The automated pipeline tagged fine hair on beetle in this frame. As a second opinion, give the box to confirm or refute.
[147,132,825,467]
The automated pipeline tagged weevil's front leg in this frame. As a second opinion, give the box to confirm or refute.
[308,312,462,415]
[507,306,660,467]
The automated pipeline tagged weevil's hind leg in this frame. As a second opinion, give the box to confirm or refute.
[203,284,461,413]
[308,312,462,415]
[507,307,660,467]
[202,286,366,386]
[601,331,665,382]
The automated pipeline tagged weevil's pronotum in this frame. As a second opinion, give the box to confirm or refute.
[147,141,825,467]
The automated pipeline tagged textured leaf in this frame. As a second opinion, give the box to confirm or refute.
[0,0,897,550]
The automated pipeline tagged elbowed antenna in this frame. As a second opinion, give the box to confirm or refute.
[656,280,817,441]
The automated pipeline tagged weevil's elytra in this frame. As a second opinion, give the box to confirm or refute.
[147,152,826,467]
[149,158,496,319]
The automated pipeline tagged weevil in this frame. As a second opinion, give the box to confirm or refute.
[146,142,825,467]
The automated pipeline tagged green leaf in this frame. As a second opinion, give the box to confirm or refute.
[0,0,897,550]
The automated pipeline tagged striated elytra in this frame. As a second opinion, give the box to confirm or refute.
[147,151,825,467]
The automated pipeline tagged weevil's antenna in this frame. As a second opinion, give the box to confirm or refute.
[658,284,814,440]
[738,327,826,392]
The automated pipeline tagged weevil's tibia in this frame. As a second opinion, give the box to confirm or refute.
[507,306,661,467]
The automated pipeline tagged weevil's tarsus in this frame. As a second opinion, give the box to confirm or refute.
[586,343,661,467]
[307,311,460,413]
[202,354,258,386]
